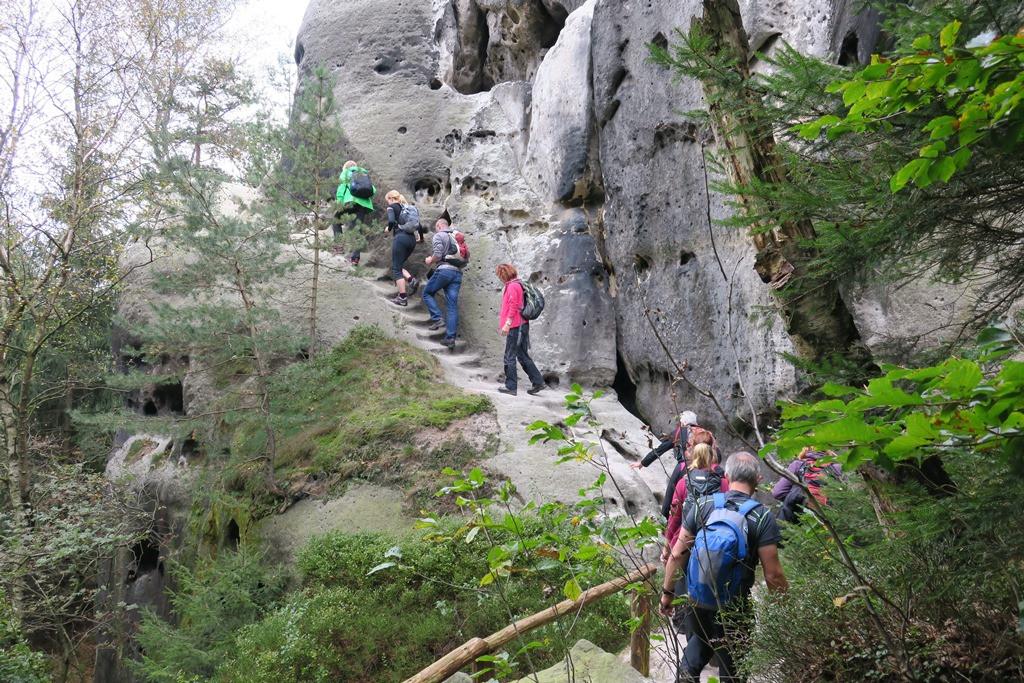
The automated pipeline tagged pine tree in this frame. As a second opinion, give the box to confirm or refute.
[258,65,346,353]
[143,156,300,497]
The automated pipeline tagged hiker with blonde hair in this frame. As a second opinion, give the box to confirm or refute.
[384,190,425,307]
[663,442,728,551]
[334,160,376,265]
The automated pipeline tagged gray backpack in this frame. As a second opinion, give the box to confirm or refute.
[398,205,421,234]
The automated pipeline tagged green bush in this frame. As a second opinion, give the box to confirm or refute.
[134,550,286,683]
[0,598,48,683]
[744,462,1024,680]
[213,522,630,682]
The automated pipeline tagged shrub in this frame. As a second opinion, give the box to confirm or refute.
[743,463,1024,680]
[213,522,630,682]
[134,550,286,683]
[0,599,48,683]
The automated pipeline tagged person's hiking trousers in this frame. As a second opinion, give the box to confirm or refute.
[423,267,462,340]
[391,231,417,282]
[504,323,543,393]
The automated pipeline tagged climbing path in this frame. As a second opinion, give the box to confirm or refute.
[362,266,707,683]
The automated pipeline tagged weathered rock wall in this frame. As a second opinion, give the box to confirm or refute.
[295,0,890,441]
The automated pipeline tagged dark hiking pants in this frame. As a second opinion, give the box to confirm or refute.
[677,604,750,683]
[390,231,417,282]
[333,204,371,260]
[504,323,543,393]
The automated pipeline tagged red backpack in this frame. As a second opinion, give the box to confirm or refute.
[443,229,470,267]
[671,423,717,462]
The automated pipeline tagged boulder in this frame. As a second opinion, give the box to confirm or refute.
[510,639,655,683]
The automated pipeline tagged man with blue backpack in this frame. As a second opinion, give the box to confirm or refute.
[659,452,788,682]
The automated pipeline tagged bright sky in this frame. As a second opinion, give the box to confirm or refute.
[228,0,310,114]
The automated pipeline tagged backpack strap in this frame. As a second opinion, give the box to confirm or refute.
[737,499,761,516]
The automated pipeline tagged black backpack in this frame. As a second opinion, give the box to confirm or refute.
[682,467,724,517]
[520,281,545,320]
[349,170,373,199]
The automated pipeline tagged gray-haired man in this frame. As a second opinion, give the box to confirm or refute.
[660,452,788,682]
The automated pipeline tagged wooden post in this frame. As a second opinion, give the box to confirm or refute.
[629,590,651,676]
[404,564,658,683]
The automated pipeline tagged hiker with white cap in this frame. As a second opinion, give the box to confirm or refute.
[631,410,718,518]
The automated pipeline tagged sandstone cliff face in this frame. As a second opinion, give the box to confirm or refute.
[294,0,884,437]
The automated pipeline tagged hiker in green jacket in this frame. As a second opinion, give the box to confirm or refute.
[334,160,376,266]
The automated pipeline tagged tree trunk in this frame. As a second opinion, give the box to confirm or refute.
[234,264,280,496]
[693,0,867,363]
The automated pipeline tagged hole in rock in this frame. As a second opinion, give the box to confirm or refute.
[294,41,305,66]
[542,373,560,387]
[397,126,407,134]
[633,254,651,276]
[153,382,184,415]
[429,77,442,90]
[625,499,638,515]
[181,437,200,459]
[653,491,664,506]
[225,519,240,551]
[607,497,618,507]
[838,31,859,66]
[679,250,696,266]
[143,400,157,416]
[613,352,642,420]
[652,32,668,51]
[373,58,394,75]
[413,178,443,203]
[126,539,161,584]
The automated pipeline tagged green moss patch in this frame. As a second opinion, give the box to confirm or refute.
[225,325,493,501]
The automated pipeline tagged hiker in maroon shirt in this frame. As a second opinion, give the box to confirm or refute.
[496,263,545,397]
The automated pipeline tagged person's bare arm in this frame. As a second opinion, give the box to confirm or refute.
[659,529,695,615]
[757,544,789,593]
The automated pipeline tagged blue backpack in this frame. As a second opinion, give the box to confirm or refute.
[686,493,761,608]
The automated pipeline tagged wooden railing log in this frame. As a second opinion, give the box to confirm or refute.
[403,563,658,683]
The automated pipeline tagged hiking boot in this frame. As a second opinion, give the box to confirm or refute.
[390,295,408,307]
[428,320,445,331]
[440,337,456,348]
[527,384,546,395]
[408,277,420,295]
[498,387,517,396]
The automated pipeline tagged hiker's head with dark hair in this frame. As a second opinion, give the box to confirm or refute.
[725,452,760,488]
[496,263,518,283]
[435,218,450,231]
[691,430,714,447]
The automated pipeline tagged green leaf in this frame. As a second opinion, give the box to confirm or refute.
[842,80,867,106]
[912,34,932,50]
[465,526,480,544]
[924,115,957,140]
[931,155,957,183]
[571,383,584,395]
[860,63,889,80]
[797,114,841,140]
[891,158,929,192]
[813,414,888,445]
[939,20,962,49]
[820,383,859,397]
[952,146,972,170]
[479,571,496,587]
[564,577,582,601]
[367,561,396,576]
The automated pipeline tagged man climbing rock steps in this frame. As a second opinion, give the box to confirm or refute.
[422,218,463,348]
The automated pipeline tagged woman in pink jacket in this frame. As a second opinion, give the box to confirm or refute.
[496,263,545,396]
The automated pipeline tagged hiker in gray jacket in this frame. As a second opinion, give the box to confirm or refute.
[422,218,464,348]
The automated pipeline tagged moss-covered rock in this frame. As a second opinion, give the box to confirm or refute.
[510,639,655,683]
